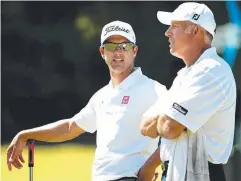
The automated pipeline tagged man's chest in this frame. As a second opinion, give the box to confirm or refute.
[94,87,157,128]
[169,68,196,93]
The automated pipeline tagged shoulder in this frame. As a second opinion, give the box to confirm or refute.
[195,55,234,80]
[138,74,167,96]
[89,84,109,103]
[192,55,236,97]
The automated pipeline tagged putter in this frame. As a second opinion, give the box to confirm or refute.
[28,139,35,181]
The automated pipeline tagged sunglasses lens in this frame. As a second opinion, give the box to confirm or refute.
[103,43,134,52]
[103,44,118,51]
[120,43,133,51]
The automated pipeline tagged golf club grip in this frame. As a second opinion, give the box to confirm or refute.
[28,139,35,167]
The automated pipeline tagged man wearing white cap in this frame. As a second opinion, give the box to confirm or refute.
[6,20,166,181]
[139,2,236,181]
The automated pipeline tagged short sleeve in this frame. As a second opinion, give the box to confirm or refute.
[163,71,226,133]
[143,82,167,117]
[143,100,162,118]
[71,97,97,133]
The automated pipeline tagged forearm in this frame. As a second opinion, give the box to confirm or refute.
[144,147,161,169]
[157,115,185,139]
[19,119,84,142]
[137,147,161,181]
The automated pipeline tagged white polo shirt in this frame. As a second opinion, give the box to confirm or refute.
[72,67,167,181]
[161,47,236,164]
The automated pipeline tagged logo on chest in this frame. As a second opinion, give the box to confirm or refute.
[121,96,130,104]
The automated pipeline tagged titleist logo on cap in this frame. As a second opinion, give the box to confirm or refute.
[104,25,130,36]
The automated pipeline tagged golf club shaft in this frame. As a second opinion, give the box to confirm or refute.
[29,167,33,181]
[28,139,35,181]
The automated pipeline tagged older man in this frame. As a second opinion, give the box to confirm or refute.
[139,2,236,181]
[6,20,166,181]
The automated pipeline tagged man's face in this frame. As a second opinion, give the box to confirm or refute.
[165,21,193,58]
[99,35,138,74]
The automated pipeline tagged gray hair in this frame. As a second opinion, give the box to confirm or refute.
[186,22,213,44]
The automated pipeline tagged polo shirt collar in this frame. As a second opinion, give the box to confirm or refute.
[108,67,142,91]
[195,47,217,65]
[177,47,217,75]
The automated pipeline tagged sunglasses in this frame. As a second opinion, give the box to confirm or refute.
[101,42,135,52]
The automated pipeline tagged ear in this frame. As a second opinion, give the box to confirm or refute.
[185,24,199,40]
[99,47,105,59]
[192,25,199,36]
[133,46,138,59]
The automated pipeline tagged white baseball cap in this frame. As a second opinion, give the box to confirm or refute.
[101,20,136,45]
[157,2,216,37]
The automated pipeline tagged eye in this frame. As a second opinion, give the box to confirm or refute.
[122,44,128,50]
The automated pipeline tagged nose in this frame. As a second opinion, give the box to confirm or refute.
[114,48,122,52]
[113,49,123,57]
[165,26,172,37]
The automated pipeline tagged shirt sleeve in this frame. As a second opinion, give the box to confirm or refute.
[71,97,97,133]
[163,70,226,133]
[143,82,168,117]
[143,100,163,117]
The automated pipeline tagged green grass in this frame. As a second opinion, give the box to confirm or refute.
[1,144,162,181]
[1,144,95,181]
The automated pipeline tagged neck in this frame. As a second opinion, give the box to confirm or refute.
[110,66,134,88]
[182,43,211,67]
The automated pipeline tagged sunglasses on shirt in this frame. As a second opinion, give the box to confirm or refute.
[101,42,136,52]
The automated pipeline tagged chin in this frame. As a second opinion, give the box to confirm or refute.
[110,67,126,74]
[170,48,175,55]
[170,49,179,58]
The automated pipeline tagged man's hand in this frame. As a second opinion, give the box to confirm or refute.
[6,132,27,171]
[140,115,159,138]
[137,166,159,181]
[157,114,185,139]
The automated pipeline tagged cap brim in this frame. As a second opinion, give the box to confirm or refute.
[101,31,135,45]
[157,11,173,25]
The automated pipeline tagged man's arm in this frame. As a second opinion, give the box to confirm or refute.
[7,119,85,171]
[140,115,159,138]
[140,114,185,139]
[156,114,185,139]
[138,147,161,181]
[19,119,85,142]
[7,92,97,171]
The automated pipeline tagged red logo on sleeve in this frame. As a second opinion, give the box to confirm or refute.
[121,96,130,104]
